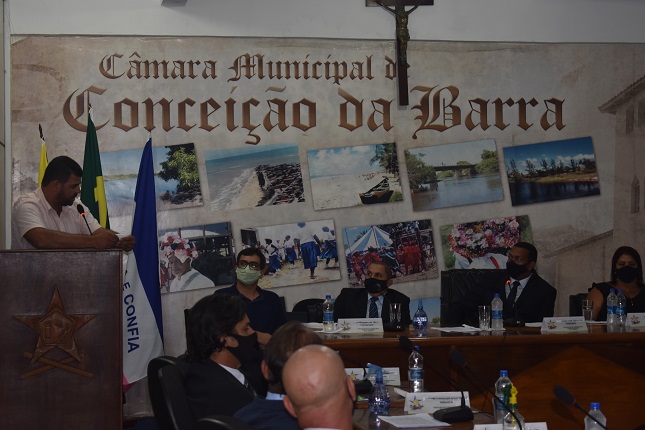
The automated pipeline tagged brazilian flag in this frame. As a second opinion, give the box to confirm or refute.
[80,110,110,229]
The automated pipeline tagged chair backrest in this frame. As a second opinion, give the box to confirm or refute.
[440,269,507,326]
[194,415,255,430]
[292,298,324,322]
[147,356,196,430]
[569,293,588,316]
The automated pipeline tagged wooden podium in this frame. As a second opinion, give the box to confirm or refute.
[0,250,123,429]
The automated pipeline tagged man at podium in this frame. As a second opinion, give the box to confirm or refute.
[11,156,134,251]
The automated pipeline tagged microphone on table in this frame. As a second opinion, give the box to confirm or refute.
[553,385,607,430]
[335,351,373,395]
[399,336,474,423]
[77,204,92,234]
[449,347,523,430]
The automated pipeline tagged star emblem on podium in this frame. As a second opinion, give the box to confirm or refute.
[14,288,95,379]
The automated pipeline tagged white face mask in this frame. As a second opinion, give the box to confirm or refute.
[236,266,261,285]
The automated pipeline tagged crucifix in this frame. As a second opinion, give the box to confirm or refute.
[370,0,433,106]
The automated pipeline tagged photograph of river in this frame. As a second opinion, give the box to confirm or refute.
[405,139,504,211]
[503,136,600,206]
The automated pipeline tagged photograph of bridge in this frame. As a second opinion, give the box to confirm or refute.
[404,139,504,211]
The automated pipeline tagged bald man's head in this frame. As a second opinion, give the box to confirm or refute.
[282,345,356,430]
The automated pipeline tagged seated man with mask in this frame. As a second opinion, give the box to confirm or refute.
[333,261,412,328]
[446,242,557,326]
[184,294,257,418]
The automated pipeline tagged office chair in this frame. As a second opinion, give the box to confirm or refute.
[193,415,255,430]
[147,356,196,430]
[292,298,324,322]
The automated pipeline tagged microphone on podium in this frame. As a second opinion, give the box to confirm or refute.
[552,385,607,430]
[448,347,523,429]
[399,336,474,423]
[77,204,92,234]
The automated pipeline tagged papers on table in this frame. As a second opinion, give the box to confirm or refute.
[473,423,548,430]
[432,325,505,333]
[376,413,451,428]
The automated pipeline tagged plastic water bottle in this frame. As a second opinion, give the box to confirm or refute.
[322,295,334,332]
[412,299,428,330]
[584,402,607,430]
[616,289,627,327]
[492,293,504,330]
[606,288,617,326]
[408,345,424,393]
[493,370,512,423]
[368,364,391,415]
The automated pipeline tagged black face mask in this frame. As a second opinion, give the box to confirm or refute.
[227,332,262,364]
[506,261,529,279]
[364,277,388,295]
[615,266,639,283]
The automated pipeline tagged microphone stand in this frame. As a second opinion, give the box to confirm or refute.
[77,204,92,234]
[449,348,522,430]
[553,385,608,430]
[399,336,473,423]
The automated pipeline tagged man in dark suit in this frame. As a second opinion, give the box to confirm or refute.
[333,261,412,328]
[234,321,323,430]
[183,294,255,419]
[446,242,557,326]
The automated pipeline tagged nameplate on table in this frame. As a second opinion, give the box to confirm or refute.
[403,391,470,414]
[540,316,587,333]
[625,312,645,329]
[345,367,401,386]
[337,318,384,333]
[473,423,547,430]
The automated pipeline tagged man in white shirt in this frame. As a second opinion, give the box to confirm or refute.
[12,156,134,251]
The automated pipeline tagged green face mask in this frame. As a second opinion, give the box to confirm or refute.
[236,266,261,285]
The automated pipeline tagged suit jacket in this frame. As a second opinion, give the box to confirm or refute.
[333,287,412,327]
[234,396,298,430]
[184,359,254,419]
[446,271,556,325]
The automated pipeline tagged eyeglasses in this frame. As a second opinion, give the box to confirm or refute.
[237,260,262,271]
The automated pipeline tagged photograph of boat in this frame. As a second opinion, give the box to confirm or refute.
[359,177,394,204]
[308,142,403,210]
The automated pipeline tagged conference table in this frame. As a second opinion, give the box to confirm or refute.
[323,324,645,430]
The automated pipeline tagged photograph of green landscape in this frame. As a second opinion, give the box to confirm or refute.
[503,136,600,206]
[405,139,504,211]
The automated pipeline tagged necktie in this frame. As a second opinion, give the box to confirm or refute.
[369,296,379,318]
[506,281,520,309]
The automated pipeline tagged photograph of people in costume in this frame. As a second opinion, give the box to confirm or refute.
[240,220,341,288]
[343,220,437,286]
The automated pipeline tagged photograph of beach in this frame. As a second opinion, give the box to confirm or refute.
[343,220,438,287]
[439,216,533,270]
[101,143,204,232]
[205,143,304,211]
[405,139,503,211]
[240,220,341,289]
[307,142,403,210]
[503,136,600,206]
[158,222,235,294]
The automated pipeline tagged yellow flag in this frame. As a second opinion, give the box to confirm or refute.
[38,137,48,187]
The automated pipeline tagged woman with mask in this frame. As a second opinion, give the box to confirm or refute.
[588,246,645,321]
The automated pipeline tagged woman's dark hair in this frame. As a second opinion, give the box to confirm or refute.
[610,246,643,283]
[185,294,246,361]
